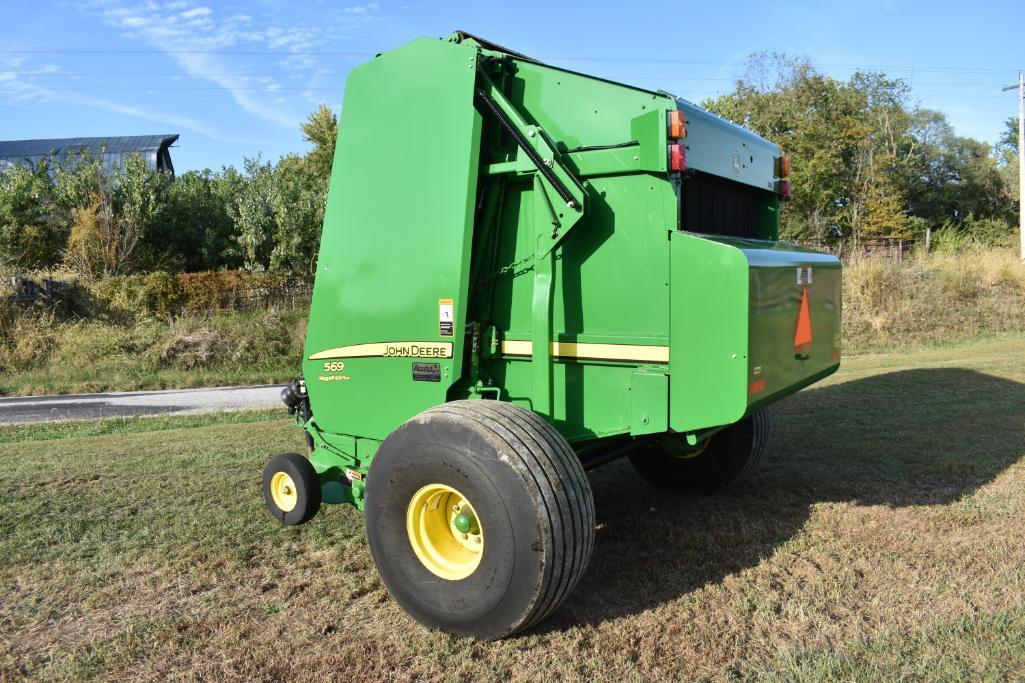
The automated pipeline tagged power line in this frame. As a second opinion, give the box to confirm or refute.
[1,71,1018,90]
[0,46,1019,76]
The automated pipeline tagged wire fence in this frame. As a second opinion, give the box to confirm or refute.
[795,238,919,261]
[4,273,315,317]
[217,277,313,312]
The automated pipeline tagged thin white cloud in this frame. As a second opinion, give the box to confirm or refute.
[343,3,379,14]
[82,1,365,129]
[171,52,298,128]
[179,5,210,19]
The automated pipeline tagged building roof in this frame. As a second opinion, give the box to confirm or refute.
[0,134,179,175]
[0,134,178,158]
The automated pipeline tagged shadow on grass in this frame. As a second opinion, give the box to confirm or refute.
[545,368,1025,630]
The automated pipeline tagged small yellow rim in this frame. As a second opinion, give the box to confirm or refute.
[406,483,483,581]
[270,471,298,512]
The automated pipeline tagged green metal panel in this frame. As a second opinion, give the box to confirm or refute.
[630,371,669,435]
[486,359,662,441]
[669,232,750,431]
[489,173,675,344]
[301,37,482,440]
[499,58,674,154]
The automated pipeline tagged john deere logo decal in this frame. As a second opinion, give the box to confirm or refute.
[309,341,453,361]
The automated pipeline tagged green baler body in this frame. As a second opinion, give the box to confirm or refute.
[300,35,840,497]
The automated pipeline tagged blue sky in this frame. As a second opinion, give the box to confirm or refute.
[3,0,1022,172]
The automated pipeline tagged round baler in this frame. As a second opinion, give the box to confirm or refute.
[262,31,841,639]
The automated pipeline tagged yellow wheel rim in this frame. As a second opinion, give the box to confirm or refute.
[406,483,483,581]
[270,471,298,512]
[675,436,712,460]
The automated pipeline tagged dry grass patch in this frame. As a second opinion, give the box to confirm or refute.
[843,249,1025,351]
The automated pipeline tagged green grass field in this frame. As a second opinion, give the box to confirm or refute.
[2,337,1025,680]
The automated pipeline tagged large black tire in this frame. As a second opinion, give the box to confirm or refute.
[629,410,771,494]
[263,452,322,525]
[364,400,595,639]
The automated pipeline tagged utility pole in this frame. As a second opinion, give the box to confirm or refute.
[1003,71,1025,261]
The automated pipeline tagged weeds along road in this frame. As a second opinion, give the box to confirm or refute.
[2,335,1024,679]
[0,384,285,425]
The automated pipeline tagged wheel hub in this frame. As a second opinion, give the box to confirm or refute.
[406,484,483,580]
[270,471,298,512]
[674,436,712,460]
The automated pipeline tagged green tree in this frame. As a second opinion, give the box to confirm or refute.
[228,106,337,273]
[995,116,1019,207]
[64,154,165,280]
[0,162,62,269]
[229,157,278,271]
[147,169,241,271]
[704,53,1016,242]
[300,103,338,183]
[704,54,870,240]
[271,153,326,273]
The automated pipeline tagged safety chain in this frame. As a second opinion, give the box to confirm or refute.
[474,254,536,290]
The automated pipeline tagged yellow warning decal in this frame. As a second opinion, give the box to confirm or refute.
[439,298,454,337]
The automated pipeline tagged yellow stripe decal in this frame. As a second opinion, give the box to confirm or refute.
[309,342,453,361]
[500,340,669,363]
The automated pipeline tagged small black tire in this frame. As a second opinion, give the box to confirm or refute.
[629,409,771,494]
[364,400,595,640]
[263,452,322,525]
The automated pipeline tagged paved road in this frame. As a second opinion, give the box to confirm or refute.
[0,385,286,425]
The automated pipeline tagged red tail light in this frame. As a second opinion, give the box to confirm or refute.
[669,143,686,172]
[779,179,792,198]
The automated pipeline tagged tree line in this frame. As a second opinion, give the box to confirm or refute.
[0,54,1020,278]
[704,53,1020,243]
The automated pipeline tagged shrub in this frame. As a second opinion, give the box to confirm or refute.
[930,216,1016,253]
[178,271,246,313]
[0,307,58,371]
[90,274,149,321]
[141,271,184,318]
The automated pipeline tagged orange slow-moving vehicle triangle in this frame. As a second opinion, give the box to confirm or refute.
[794,286,813,351]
